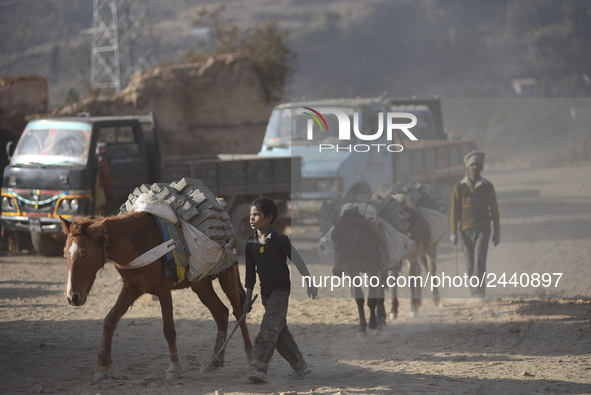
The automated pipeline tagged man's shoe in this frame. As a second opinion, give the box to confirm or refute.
[248,368,267,383]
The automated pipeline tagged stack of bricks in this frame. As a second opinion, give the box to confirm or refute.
[120,178,235,242]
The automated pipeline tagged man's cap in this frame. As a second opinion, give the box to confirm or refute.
[464,150,485,168]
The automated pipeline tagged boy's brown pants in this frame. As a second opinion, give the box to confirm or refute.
[251,289,306,372]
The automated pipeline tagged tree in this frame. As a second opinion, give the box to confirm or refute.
[63,87,79,105]
[185,5,297,104]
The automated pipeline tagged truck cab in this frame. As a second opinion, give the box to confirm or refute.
[1,114,160,255]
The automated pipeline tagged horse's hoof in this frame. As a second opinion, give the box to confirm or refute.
[357,330,368,339]
[390,312,398,320]
[433,297,440,307]
[94,370,108,382]
[166,361,182,379]
[368,320,378,330]
[410,310,419,318]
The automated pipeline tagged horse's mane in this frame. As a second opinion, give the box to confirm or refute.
[69,211,144,237]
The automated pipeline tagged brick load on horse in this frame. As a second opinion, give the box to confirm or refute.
[60,178,252,382]
[321,183,447,336]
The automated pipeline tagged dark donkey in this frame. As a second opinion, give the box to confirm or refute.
[331,208,388,337]
[331,205,439,336]
[60,211,252,381]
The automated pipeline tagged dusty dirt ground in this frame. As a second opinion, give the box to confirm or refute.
[1,163,591,395]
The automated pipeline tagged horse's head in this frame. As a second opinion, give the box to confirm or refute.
[60,216,106,306]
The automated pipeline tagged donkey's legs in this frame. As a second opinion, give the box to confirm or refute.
[367,298,386,330]
[367,274,386,330]
[192,281,230,370]
[409,259,422,317]
[218,266,253,362]
[426,243,439,306]
[95,284,142,382]
[354,286,367,337]
[390,270,399,319]
[376,271,387,326]
[367,298,378,330]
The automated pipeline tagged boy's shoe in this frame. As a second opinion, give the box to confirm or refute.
[291,367,312,380]
[248,368,267,383]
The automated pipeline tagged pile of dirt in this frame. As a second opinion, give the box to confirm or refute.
[0,75,48,136]
[52,54,270,156]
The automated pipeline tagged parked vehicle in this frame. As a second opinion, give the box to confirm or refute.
[257,95,477,216]
[1,113,299,255]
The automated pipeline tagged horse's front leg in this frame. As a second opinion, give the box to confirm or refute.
[354,286,367,338]
[192,281,230,371]
[157,289,182,379]
[95,284,142,382]
[218,267,253,363]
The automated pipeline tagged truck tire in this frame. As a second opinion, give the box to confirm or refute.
[31,232,65,257]
[230,202,252,254]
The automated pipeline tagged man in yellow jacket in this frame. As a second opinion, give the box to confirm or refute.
[450,150,500,299]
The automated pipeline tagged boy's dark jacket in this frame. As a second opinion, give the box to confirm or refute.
[245,228,310,298]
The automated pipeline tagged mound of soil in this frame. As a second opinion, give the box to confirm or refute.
[52,54,270,156]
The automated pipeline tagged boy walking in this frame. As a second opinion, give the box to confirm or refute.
[243,197,318,383]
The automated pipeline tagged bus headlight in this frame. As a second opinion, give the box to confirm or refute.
[2,196,17,212]
[57,198,80,213]
[60,199,70,211]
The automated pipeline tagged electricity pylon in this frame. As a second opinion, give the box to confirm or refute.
[90,0,156,94]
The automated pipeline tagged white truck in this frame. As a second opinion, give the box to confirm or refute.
[257,95,477,216]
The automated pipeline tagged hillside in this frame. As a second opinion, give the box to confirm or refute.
[2,0,591,108]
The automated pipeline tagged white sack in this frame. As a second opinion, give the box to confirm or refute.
[419,207,449,244]
[133,193,178,224]
[318,226,335,258]
[180,219,226,282]
[378,218,414,263]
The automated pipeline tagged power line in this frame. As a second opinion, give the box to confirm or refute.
[90,0,156,94]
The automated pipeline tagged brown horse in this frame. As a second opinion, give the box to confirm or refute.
[60,211,253,382]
